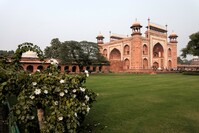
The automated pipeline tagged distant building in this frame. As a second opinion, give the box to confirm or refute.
[97,19,178,73]
[20,51,105,73]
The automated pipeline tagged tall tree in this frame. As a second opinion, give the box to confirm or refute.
[44,39,109,70]
[181,31,199,58]
[44,38,61,58]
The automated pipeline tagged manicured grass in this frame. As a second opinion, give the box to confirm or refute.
[81,73,199,133]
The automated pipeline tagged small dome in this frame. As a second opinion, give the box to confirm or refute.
[169,32,178,37]
[22,51,38,58]
[97,32,104,37]
[131,21,142,28]
[132,21,141,27]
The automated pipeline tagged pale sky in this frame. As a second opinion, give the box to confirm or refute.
[0,0,199,58]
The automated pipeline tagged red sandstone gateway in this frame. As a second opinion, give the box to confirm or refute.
[97,19,178,73]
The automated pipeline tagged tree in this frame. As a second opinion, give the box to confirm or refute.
[177,56,183,64]
[44,38,61,58]
[0,50,14,57]
[44,39,109,71]
[181,31,199,58]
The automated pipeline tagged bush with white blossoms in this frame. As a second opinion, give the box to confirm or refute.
[0,43,97,133]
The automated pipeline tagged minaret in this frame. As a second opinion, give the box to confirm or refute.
[169,32,178,43]
[168,32,178,69]
[130,21,142,36]
[130,21,143,70]
[96,33,104,44]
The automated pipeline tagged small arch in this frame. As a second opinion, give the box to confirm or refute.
[110,48,121,60]
[168,60,172,68]
[124,58,130,69]
[72,66,76,72]
[103,49,108,57]
[37,65,44,71]
[99,66,102,72]
[153,62,159,70]
[168,48,172,57]
[27,65,33,73]
[143,58,148,69]
[93,66,96,72]
[124,45,130,55]
[143,44,148,55]
[64,66,69,71]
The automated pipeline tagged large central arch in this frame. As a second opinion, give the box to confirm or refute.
[153,43,164,58]
[109,48,121,60]
[109,48,122,72]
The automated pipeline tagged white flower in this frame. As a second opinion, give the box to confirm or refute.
[85,95,90,101]
[84,70,89,77]
[54,101,58,105]
[80,87,85,92]
[29,95,35,99]
[73,94,76,98]
[74,113,77,117]
[32,82,37,86]
[58,116,63,121]
[59,92,64,97]
[82,103,85,106]
[44,90,48,94]
[36,69,40,72]
[60,79,65,84]
[87,106,90,113]
[73,89,76,93]
[50,59,58,66]
[48,73,52,76]
[64,89,68,93]
[31,116,35,120]
[84,70,88,74]
[34,89,41,95]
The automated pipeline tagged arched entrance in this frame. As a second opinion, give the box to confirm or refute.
[143,58,148,69]
[37,65,43,71]
[72,66,76,72]
[153,43,164,58]
[109,48,122,72]
[27,65,33,73]
[153,62,159,70]
[109,48,121,60]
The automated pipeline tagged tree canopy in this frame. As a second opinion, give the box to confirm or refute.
[0,50,14,57]
[44,39,108,70]
[181,31,199,58]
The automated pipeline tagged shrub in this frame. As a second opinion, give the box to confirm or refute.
[0,43,97,133]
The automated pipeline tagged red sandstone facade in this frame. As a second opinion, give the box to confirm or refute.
[97,19,178,73]
[20,57,104,73]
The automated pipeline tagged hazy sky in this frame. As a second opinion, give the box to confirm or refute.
[0,0,199,57]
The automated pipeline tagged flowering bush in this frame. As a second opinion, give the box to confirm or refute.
[0,43,97,133]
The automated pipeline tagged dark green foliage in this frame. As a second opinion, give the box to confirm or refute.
[0,43,97,133]
[44,39,109,69]
[181,31,199,58]
[0,50,14,57]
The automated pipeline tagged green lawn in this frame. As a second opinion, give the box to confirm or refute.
[81,73,199,133]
